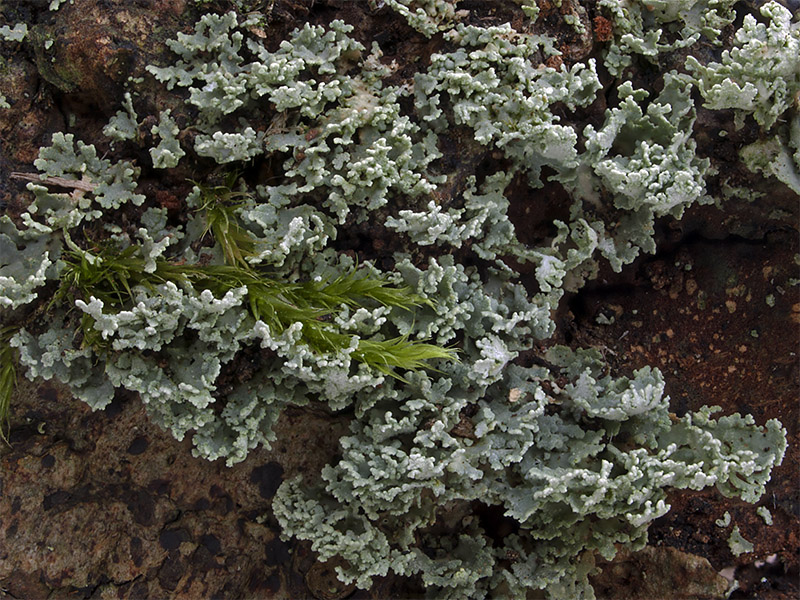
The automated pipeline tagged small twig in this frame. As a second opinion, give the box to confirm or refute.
[10,172,97,193]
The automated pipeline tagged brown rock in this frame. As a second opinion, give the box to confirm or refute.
[591,546,732,600]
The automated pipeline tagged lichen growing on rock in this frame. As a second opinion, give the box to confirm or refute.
[685,1,800,130]
[0,1,795,597]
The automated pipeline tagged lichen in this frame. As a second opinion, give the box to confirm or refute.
[728,525,755,556]
[0,23,27,42]
[275,350,785,595]
[599,0,738,76]
[685,1,800,130]
[382,0,462,37]
[103,92,138,142]
[0,218,57,309]
[415,23,595,185]
[740,121,800,195]
[149,110,186,169]
[49,0,74,10]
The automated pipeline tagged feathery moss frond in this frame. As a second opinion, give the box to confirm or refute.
[192,173,257,269]
[55,244,193,309]
[55,244,456,375]
[301,268,433,311]
[353,335,459,379]
[0,326,18,445]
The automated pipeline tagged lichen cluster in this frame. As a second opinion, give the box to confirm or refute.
[1,1,796,597]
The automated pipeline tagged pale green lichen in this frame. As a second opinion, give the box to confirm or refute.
[6,128,452,464]
[20,133,145,232]
[0,218,57,309]
[415,23,595,186]
[0,23,27,42]
[563,12,586,35]
[385,171,516,260]
[103,92,138,142]
[49,0,73,10]
[149,110,186,168]
[719,179,766,203]
[685,1,800,130]
[599,0,737,76]
[561,74,712,273]
[147,14,441,221]
[195,127,263,164]
[515,0,540,21]
[381,0,462,37]
[579,76,709,218]
[275,351,785,595]
[740,120,800,195]
[728,525,754,556]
